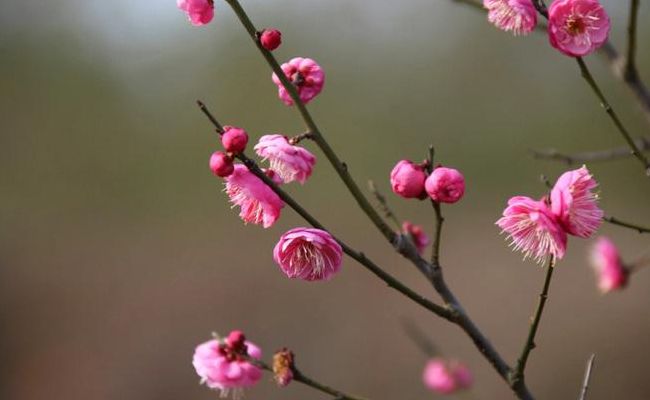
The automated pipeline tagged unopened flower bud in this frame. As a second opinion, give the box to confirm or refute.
[209,151,234,177]
[260,29,282,51]
[390,160,426,199]
[222,126,249,154]
[272,348,294,387]
[425,166,465,204]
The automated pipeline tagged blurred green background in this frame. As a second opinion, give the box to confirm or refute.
[1,0,649,399]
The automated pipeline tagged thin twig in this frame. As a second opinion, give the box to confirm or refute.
[531,137,650,164]
[604,216,650,234]
[625,0,640,83]
[513,256,556,383]
[368,180,401,230]
[575,57,650,177]
[248,358,368,400]
[431,201,444,265]
[197,101,452,321]
[577,354,596,400]
[224,0,396,243]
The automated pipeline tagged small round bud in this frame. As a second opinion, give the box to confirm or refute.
[425,166,465,204]
[390,160,426,199]
[272,348,295,387]
[221,126,249,154]
[209,151,234,177]
[260,29,282,51]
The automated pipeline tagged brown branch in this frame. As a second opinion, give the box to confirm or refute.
[604,216,650,234]
[577,354,596,400]
[530,137,650,164]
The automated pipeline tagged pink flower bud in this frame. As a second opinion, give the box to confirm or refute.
[273,227,343,281]
[177,0,214,26]
[402,222,430,254]
[423,358,473,395]
[222,126,249,154]
[425,167,465,204]
[209,151,234,177]
[390,160,426,199]
[260,29,282,51]
[590,237,629,293]
[548,0,610,57]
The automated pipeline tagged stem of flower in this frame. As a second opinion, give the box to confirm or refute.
[513,256,556,382]
[224,0,396,242]
[367,180,402,230]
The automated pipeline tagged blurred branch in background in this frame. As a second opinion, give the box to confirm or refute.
[577,354,596,400]
[604,216,650,234]
[530,137,650,165]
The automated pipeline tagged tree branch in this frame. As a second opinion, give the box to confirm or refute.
[248,357,368,400]
[604,216,650,234]
[530,137,650,165]
[625,0,640,83]
[577,354,596,400]
[513,256,556,385]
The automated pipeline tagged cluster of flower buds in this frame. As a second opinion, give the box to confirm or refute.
[484,0,610,57]
[390,160,466,204]
[497,166,603,263]
[209,126,249,177]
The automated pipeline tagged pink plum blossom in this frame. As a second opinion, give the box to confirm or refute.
[497,196,567,263]
[177,0,214,26]
[550,166,603,238]
[402,222,430,254]
[272,57,325,106]
[222,126,249,154]
[260,29,282,51]
[273,227,343,281]
[548,0,610,57]
[425,167,465,204]
[225,164,284,228]
[210,151,234,177]
[390,160,426,199]
[192,330,263,399]
[254,135,316,184]
[422,358,473,395]
[483,0,537,35]
[590,237,628,293]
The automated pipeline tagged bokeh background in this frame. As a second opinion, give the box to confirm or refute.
[1,1,649,399]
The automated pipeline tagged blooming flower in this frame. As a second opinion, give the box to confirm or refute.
[422,358,473,395]
[425,167,465,204]
[590,237,628,293]
[272,57,325,106]
[483,0,537,35]
[402,222,430,254]
[273,227,343,281]
[390,160,426,199]
[547,0,610,57]
[222,126,249,155]
[497,196,567,262]
[210,151,234,177]
[260,29,282,51]
[192,330,263,399]
[550,166,603,238]
[177,0,214,26]
[225,164,284,228]
[254,135,316,184]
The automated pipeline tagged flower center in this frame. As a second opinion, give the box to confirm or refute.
[565,16,586,35]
